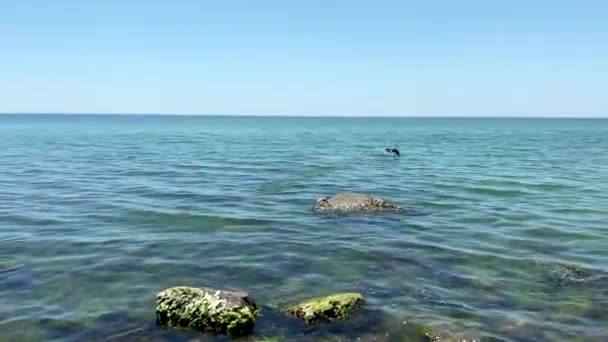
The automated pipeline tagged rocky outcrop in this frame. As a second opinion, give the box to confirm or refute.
[155,286,258,335]
[285,292,363,324]
[313,192,404,214]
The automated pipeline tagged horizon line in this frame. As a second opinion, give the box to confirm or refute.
[1,112,607,119]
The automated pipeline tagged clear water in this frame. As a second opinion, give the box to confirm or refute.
[1,115,607,341]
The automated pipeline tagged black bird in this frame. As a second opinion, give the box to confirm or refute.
[385,147,400,157]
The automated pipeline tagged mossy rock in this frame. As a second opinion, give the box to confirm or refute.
[285,292,363,324]
[155,286,258,335]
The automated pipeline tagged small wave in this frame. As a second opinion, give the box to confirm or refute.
[122,208,274,229]
[523,227,603,241]
[461,185,530,197]
[0,214,64,226]
[548,207,608,216]
[0,257,23,274]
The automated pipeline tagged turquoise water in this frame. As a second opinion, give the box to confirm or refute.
[1,115,607,341]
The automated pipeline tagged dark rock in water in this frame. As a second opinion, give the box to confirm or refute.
[313,192,405,214]
[535,260,593,287]
[422,331,482,342]
[496,319,543,342]
[549,265,590,285]
[411,325,484,342]
[155,286,258,335]
[351,321,483,342]
[424,331,441,342]
[285,292,363,324]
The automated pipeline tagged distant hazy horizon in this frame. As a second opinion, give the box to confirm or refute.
[1,113,607,118]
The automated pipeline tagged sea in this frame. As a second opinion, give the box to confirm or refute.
[0,114,607,341]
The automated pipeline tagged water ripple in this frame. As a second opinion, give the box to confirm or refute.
[0,116,607,341]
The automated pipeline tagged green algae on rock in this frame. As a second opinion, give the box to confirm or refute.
[313,192,405,214]
[286,292,363,324]
[155,286,258,335]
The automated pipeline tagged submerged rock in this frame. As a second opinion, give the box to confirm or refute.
[286,292,363,324]
[155,286,258,335]
[313,192,404,214]
[423,331,480,342]
[534,260,593,287]
[413,325,482,342]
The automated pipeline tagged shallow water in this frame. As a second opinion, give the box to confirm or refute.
[1,115,607,341]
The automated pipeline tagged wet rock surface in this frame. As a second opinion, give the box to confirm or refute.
[285,292,363,324]
[313,192,405,214]
[155,286,258,335]
[533,260,606,288]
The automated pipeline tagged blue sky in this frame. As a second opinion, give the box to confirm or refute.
[1,0,606,116]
